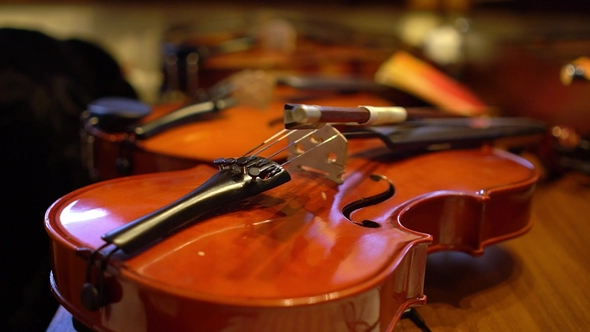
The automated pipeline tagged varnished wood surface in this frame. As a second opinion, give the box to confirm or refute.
[46,172,590,332]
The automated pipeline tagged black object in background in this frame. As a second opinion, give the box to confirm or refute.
[0,27,137,332]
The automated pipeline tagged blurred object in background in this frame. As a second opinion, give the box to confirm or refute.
[561,56,590,85]
[399,0,479,78]
[543,125,590,178]
[159,9,399,104]
[375,50,489,116]
[0,27,137,332]
[459,12,590,136]
[394,1,590,138]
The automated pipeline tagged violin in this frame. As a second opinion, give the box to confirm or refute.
[81,85,395,181]
[46,108,539,331]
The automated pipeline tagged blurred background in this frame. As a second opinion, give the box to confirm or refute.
[2,0,590,124]
[1,0,589,331]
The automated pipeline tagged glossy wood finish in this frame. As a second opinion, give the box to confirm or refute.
[47,172,590,332]
[45,138,537,331]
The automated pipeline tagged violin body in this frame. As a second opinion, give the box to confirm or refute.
[46,135,538,331]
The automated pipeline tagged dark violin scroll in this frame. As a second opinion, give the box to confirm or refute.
[101,156,291,255]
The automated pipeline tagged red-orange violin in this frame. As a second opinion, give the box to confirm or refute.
[46,107,539,331]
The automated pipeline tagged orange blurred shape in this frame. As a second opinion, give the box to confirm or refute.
[375,50,488,117]
[560,56,590,86]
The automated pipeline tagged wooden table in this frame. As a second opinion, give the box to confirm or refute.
[47,172,590,332]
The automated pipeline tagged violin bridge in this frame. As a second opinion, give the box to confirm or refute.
[287,124,348,184]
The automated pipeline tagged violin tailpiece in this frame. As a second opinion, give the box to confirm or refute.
[101,156,291,255]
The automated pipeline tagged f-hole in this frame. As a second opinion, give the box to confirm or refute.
[342,174,395,228]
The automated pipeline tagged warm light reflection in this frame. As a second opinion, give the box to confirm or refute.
[60,200,108,225]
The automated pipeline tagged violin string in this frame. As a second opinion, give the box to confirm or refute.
[245,128,319,160]
[240,128,289,157]
[250,129,296,158]
[282,132,339,167]
[240,126,339,167]
[262,129,320,160]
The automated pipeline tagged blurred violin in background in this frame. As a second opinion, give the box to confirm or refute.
[158,12,399,101]
[80,45,590,184]
[80,17,496,183]
[80,72,396,181]
[80,12,407,182]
